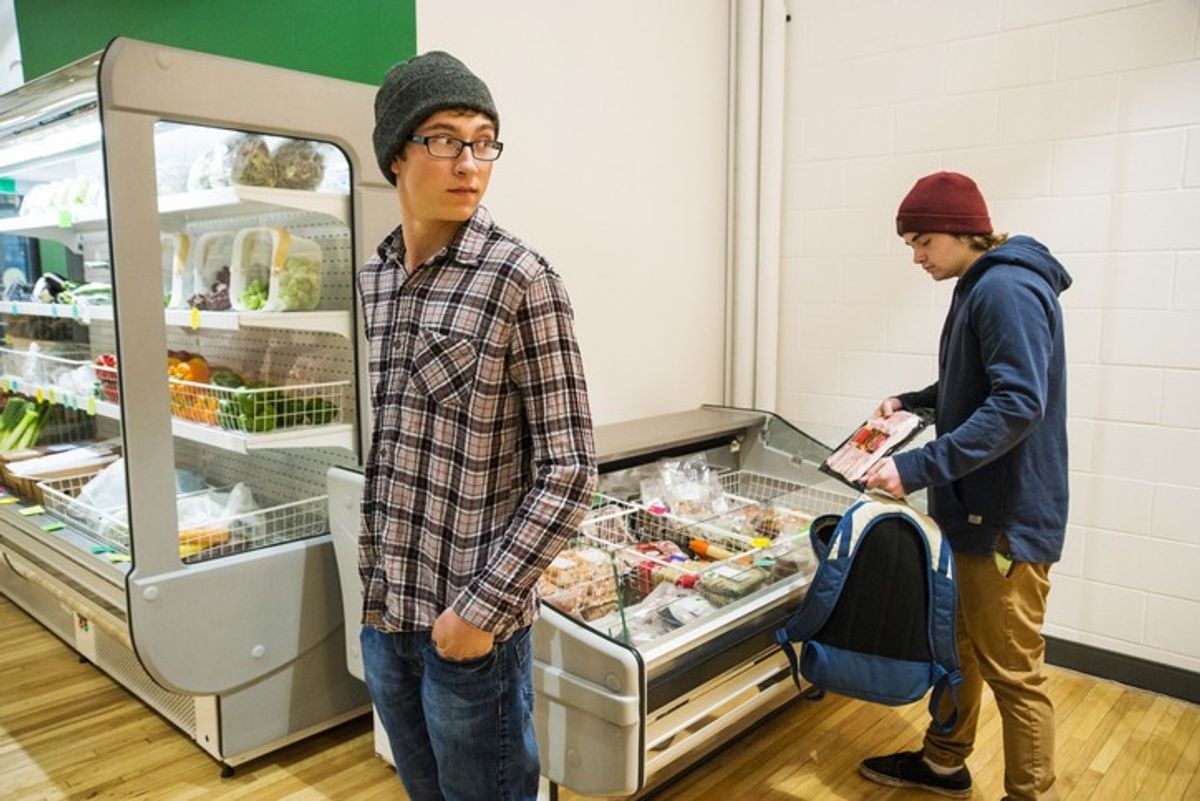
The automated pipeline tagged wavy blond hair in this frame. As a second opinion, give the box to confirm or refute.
[961,233,1009,252]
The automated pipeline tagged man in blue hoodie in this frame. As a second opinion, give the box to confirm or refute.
[857,172,1071,801]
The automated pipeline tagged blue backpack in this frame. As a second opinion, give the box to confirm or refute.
[774,496,962,733]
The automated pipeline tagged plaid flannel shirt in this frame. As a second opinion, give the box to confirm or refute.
[358,206,597,639]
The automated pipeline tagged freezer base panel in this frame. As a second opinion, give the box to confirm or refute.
[0,546,370,766]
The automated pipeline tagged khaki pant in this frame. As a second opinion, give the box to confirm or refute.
[923,538,1058,801]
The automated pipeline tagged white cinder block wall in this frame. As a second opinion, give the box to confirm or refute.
[781,0,1200,673]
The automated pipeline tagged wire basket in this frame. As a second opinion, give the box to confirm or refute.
[39,470,329,562]
[0,345,96,389]
[538,471,858,645]
[167,378,347,431]
[39,469,130,552]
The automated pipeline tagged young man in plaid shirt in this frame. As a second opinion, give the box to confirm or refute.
[358,51,597,800]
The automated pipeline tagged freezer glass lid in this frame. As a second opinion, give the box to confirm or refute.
[540,458,858,650]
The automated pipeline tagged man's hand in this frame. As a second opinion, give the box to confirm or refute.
[873,397,903,419]
[432,608,494,661]
[863,456,907,498]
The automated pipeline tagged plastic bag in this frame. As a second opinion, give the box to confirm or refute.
[659,455,728,518]
[273,140,325,190]
[229,135,277,187]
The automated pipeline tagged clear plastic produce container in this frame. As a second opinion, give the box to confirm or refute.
[188,231,235,311]
[229,227,323,312]
[162,232,192,309]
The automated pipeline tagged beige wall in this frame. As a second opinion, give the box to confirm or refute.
[417,0,732,426]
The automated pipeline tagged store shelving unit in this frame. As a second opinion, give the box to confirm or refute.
[0,38,396,772]
[0,185,350,248]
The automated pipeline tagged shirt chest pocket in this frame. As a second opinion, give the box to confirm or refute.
[410,328,479,408]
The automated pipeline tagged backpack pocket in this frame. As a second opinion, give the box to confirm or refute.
[800,641,933,706]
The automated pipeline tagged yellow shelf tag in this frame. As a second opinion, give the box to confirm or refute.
[190,307,201,330]
[86,396,97,416]
[0,497,19,505]
[35,387,44,403]
[19,505,44,516]
[1,378,9,392]
[48,388,58,404]
[750,537,771,550]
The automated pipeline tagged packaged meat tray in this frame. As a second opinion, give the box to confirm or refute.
[820,409,931,489]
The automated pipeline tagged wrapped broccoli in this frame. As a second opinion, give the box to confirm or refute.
[273,140,325,190]
[229,135,277,187]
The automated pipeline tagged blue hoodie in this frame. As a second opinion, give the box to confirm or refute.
[892,235,1071,563]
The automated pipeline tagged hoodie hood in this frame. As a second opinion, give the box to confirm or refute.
[960,235,1072,297]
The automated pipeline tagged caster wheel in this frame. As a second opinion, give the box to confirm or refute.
[220,764,235,779]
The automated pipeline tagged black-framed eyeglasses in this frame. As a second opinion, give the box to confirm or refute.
[408,134,504,162]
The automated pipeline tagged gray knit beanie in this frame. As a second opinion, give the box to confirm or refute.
[372,51,499,185]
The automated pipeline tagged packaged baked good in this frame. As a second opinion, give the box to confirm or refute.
[538,546,620,622]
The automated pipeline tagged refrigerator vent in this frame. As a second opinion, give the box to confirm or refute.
[94,632,198,736]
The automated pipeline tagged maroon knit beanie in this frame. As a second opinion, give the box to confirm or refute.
[896,171,992,236]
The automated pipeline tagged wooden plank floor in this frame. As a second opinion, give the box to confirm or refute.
[2,594,1198,800]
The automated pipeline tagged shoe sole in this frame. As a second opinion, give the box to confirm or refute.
[859,764,973,798]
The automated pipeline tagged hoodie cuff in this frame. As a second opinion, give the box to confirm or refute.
[893,449,932,493]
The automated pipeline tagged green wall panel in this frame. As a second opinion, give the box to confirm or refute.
[15,0,416,86]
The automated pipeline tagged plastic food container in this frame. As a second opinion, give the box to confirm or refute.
[187,231,235,311]
[162,232,191,309]
[229,227,323,312]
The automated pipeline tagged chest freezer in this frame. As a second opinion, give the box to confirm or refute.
[329,405,860,796]
[532,406,858,797]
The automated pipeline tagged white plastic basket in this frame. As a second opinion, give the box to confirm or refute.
[162,232,192,309]
[229,226,323,312]
[187,230,235,311]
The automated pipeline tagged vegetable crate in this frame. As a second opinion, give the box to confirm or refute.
[167,378,347,432]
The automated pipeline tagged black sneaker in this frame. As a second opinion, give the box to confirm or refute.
[859,750,972,797]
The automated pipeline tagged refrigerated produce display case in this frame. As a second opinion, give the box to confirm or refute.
[0,38,395,770]
[327,405,863,797]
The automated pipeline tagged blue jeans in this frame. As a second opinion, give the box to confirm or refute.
[360,625,539,801]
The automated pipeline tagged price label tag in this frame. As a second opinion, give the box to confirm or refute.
[72,305,81,321]
[106,553,131,563]
[9,301,17,315]
[35,387,44,403]
[50,304,59,319]
[86,397,97,416]
[56,209,73,228]
[0,497,19,505]
[19,505,45,516]
[48,388,58,405]
[10,378,17,392]
[1,378,9,392]
[41,521,65,532]
[190,307,201,330]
